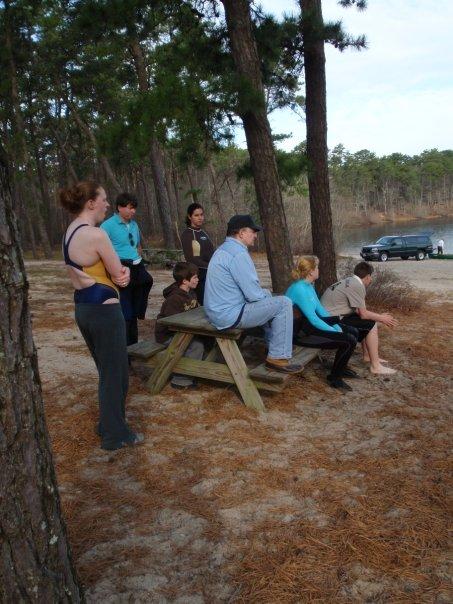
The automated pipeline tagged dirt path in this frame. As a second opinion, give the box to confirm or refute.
[28,260,452,603]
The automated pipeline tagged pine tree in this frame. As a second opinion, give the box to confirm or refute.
[221,0,294,292]
[0,144,83,602]
[299,0,367,292]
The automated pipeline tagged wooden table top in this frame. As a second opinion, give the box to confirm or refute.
[156,306,242,340]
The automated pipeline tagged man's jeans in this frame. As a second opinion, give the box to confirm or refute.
[237,296,293,359]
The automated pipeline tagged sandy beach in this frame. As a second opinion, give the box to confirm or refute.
[340,255,453,295]
[27,258,452,602]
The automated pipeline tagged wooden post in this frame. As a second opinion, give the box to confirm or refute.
[216,338,265,412]
[147,332,193,394]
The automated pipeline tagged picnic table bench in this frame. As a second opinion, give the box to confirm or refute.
[128,306,318,412]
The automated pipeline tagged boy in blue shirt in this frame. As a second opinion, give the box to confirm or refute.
[101,192,153,345]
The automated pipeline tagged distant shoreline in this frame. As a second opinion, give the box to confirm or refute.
[349,208,453,228]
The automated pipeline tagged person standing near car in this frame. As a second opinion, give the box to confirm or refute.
[437,238,445,255]
[180,203,215,304]
[101,192,153,346]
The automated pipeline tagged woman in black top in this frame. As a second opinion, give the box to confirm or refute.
[180,203,215,304]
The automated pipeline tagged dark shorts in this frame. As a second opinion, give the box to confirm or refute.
[340,313,375,342]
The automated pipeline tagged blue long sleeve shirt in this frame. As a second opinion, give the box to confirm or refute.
[204,237,271,329]
[285,279,341,333]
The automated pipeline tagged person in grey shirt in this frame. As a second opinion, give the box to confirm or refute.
[204,215,303,374]
[321,261,398,375]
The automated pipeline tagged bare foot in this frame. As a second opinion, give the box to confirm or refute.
[370,364,397,375]
[364,356,388,364]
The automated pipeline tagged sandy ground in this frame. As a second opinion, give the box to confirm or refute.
[27,258,452,603]
[339,255,453,295]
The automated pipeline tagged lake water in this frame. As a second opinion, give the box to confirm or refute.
[338,217,453,256]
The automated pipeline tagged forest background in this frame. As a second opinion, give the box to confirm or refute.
[1,1,452,601]
[2,0,453,260]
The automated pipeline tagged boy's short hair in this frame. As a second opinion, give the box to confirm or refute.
[354,261,374,279]
[173,262,198,285]
[116,192,138,211]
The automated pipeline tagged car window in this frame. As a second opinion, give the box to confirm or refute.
[392,238,403,246]
[406,236,429,245]
[376,237,392,245]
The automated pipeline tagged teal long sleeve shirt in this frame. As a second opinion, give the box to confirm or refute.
[285,279,342,333]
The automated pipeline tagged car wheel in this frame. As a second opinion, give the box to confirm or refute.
[401,255,409,260]
[379,252,388,262]
[415,250,425,261]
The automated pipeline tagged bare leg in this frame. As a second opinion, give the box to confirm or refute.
[364,325,396,374]
[363,338,388,364]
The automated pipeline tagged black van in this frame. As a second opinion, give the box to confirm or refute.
[360,235,433,262]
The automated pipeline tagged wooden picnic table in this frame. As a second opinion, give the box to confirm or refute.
[128,306,318,412]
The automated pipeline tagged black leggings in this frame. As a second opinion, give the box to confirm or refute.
[120,260,153,345]
[339,313,375,343]
[293,318,358,378]
[75,303,133,449]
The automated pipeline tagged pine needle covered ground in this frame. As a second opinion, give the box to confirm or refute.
[28,259,452,603]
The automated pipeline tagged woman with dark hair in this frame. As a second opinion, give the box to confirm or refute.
[180,202,215,304]
[59,180,144,450]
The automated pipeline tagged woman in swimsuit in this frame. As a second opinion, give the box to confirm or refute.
[180,203,215,304]
[59,180,144,450]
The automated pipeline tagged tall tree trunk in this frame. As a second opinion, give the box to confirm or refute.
[300,0,337,292]
[50,124,79,184]
[29,120,54,256]
[4,1,52,258]
[186,166,199,203]
[163,157,179,238]
[11,176,38,257]
[0,146,83,602]
[149,141,176,247]
[139,162,156,233]
[224,173,239,213]
[208,161,226,224]
[169,154,184,224]
[25,210,38,258]
[67,101,121,195]
[221,0,293,293]
[129,37,175,248]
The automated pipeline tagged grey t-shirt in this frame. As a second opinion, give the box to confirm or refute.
[321,275,366,316]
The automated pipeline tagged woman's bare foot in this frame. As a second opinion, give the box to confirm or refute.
[370,363,397,375]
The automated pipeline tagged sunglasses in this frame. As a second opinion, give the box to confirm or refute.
[128,232,135,247]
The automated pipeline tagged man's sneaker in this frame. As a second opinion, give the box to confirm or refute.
[101,432,145,451]
[327,375,353,391]
[265,357,304,374]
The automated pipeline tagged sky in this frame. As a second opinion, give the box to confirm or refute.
[240,0,453,156]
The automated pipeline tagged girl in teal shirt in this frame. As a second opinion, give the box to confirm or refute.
[286,256,359,391]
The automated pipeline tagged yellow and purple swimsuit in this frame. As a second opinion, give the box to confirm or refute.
[63,224,119,304]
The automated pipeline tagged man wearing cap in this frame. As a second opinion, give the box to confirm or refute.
[204,215,303,373]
